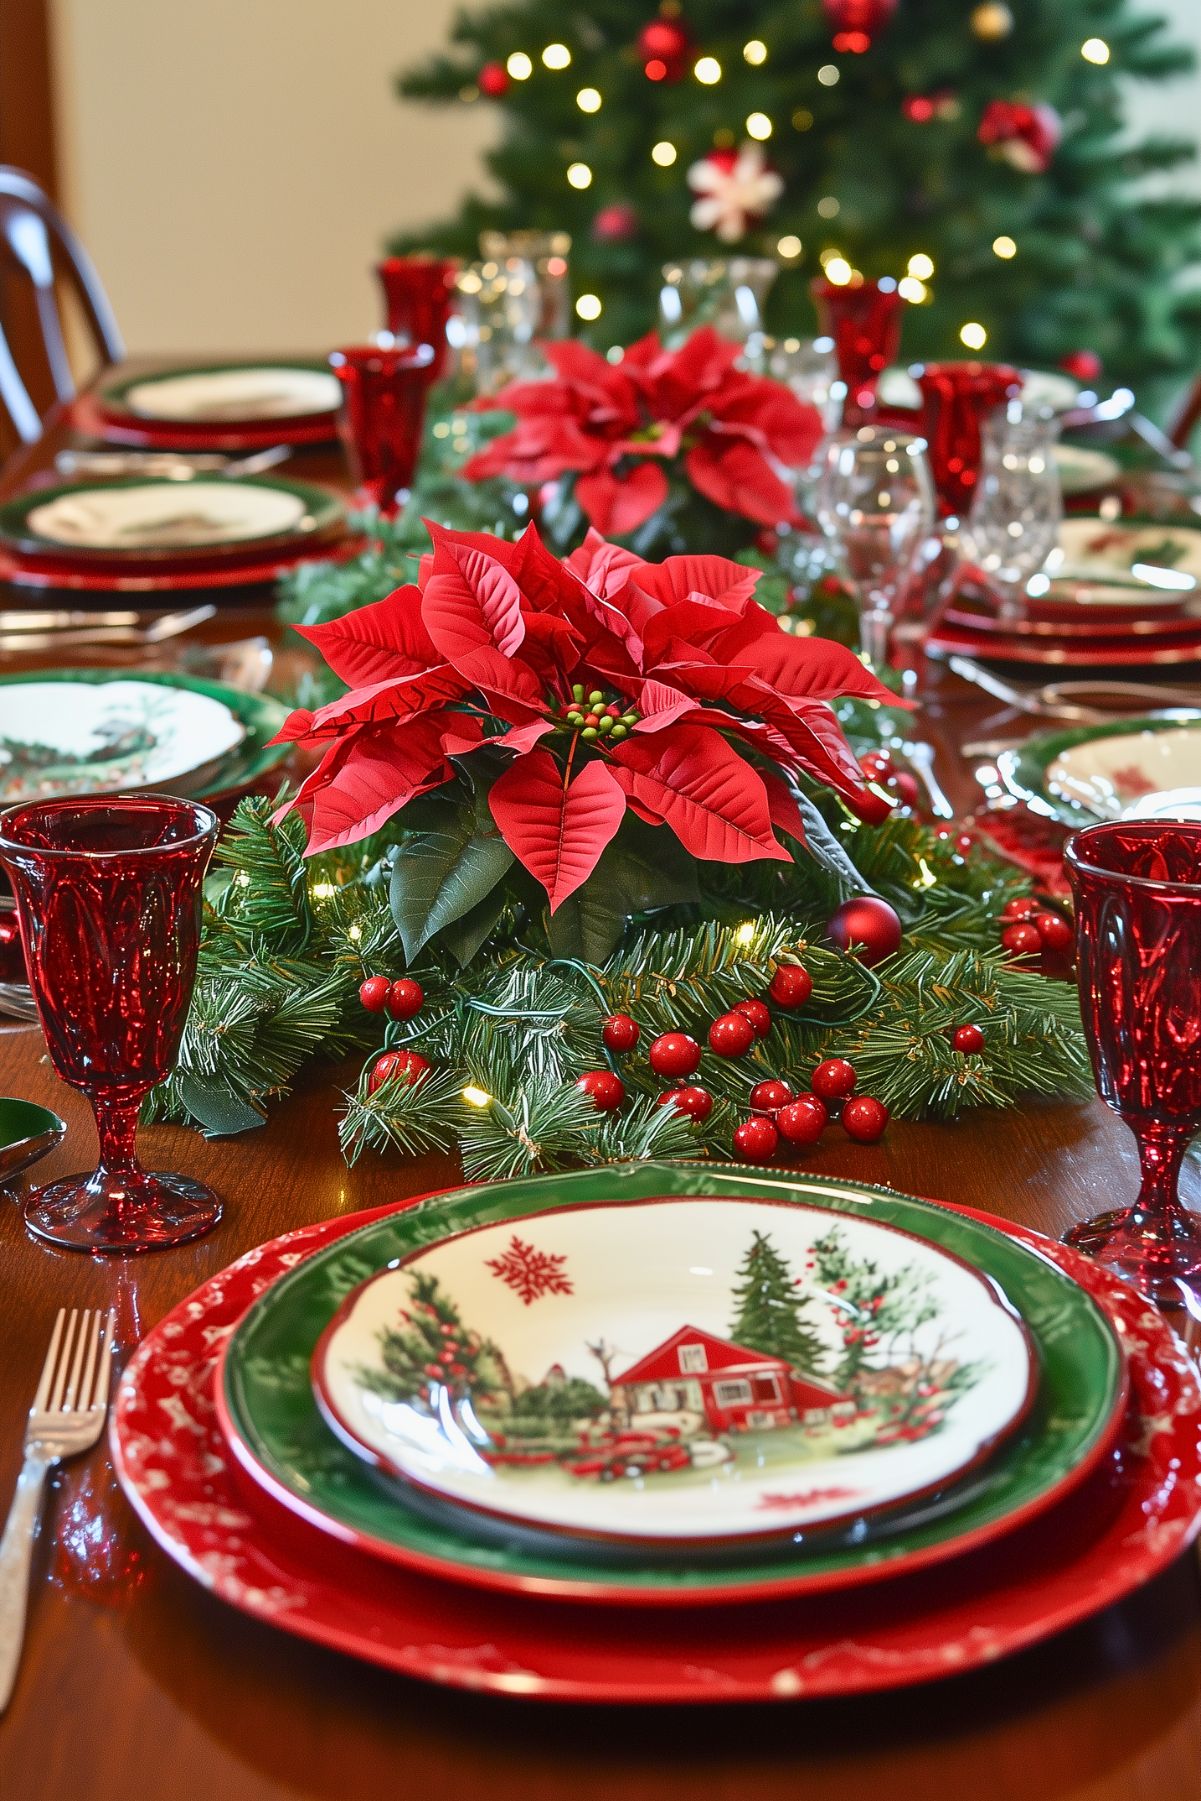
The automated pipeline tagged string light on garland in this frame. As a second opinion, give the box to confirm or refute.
[506,51,533,80]
[817,64,840,86]
[897,276,928,303]
[651,140,678,166]
[462,1084,492,1108]
[541,43,571,69]
[1081,37,1110,64]
[746,112,773,140]
[960,321,988,350]
[743,39,768,65]
[567,161,593,189]
[576,86,602,112]
[823,254,854,284]
[993,235,1017,258]
[816,196,840,218]
[576,293,603,320]
[694,56,722,84]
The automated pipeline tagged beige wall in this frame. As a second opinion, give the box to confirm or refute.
[52,0,496,355]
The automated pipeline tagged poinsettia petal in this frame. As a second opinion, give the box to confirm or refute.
[632,554,761,610]
[296,667,469,741]
[488,749,626,912]
[298,712,459,855]
[575,459,669,536]
[421,521,527,663]
[685,439,799,528]
[732,632,897,706]
[609,724,790,865]
[758,768,808,845]
[294,582,434,687]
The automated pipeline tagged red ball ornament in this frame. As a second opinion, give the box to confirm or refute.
[637,17,692,82]
[602,1013,641,1053]
[827,896,903,967]
[750,1078,794,1114]
[576,1070,626,1112]
[812,1057,858,1102]
[842,1095,890,1143]
[952,1023,985,1055]
[777,1097,828,1145]
[648,1031,702,1079]
[822,0,899,53]
[734,997,772,1039]
[709,1011,756,1058]
[1059,349,1102,386]
[477,61,510,98]
[733,1115,780,1161]
[358,975,391,1014]
[1001,922,1043,957]
[386,978,424,1021]
[367,1049,431,1094]
[1034,911,1074,954]
[768,963,813,1009]
[592,203,640,244]
[859,749,894,782]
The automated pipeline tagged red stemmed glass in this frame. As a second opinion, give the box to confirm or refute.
[375,257,457,380]
[1064,820,1201,1307]
[0,795,221,1253]
[329,342,434,517]
[810,276,904,427]
[915,360,1022,518]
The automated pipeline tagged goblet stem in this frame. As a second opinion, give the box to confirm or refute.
[1130,1120,1195,1234]
[91,1089,148,1185]
[1064,1119,1201,1307]
[859,601,892,671]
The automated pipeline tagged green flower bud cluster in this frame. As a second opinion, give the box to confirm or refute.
[557,683,640,743]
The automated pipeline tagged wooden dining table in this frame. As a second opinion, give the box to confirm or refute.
[1,376,1199,1801]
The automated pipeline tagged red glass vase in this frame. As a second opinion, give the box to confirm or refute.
[329,342,434,517]
[1064,821,1201,1308]
[375,257,457,380]
[915,360,1022,518]
[0,795,221,1253]
[810,276,903,426]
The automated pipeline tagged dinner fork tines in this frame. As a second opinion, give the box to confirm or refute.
[0,1307,115,1713]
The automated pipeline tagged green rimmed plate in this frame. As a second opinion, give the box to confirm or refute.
[217,1164,1126,1608]
[98,362,341,429]
[1000,714,1201,829]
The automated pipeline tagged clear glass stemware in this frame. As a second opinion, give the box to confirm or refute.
[963,408,1063,616]
[816,427,936,669]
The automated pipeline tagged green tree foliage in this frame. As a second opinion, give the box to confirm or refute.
[729,1229,828,1373]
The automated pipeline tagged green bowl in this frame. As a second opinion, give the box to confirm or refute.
[0,1097,65,1185]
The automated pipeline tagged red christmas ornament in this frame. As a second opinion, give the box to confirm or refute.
[859,749,894,782]
[661,1084,714,1121]
[367,1048,431,1094]
[1001,921,1043,957]
[777,1097,828,1145]
[1060,349,1102,385]
[734,997,772,1039]
[477,61,510,98]
[592,203,640,244]
[768,963,813,1009]
[576,1069,626,1111]
[386,978,424,1020]
[358,975,391,1014]
[827,896,903,967]
[842,1095,890,1143]
[709,1011,756,1058]
[903,90,960,124]
[750,1078,794,1114]
[1035,911,1074,954]
[952,1023,985,1055]
[812,1057,858,1102]
[978,99,1063,175]
[733,1115,779,1160]
[602,1013,641,1053]
[822,0,899,53]
[890,771,922,812]
[637,17,692,82]
[648,1031,702,1079]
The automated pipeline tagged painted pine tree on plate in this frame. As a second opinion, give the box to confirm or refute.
[359,1270,506,1409]
[729,1229,827,1375]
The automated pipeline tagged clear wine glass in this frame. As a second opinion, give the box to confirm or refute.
[816,427,936,669]
[963,408,1063,617]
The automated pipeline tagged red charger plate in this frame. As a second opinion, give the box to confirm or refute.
[0,536,362,597]
[110,1197,1201,1704]
[71,391,338,453]
[927,621,1201,669]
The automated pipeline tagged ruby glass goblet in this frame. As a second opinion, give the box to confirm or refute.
[375,257,457,380]
[810,276,904,427]
[915,360,1023,519]
[1064,820,1201,1308]
[329,341,434,517]
[0,795,221,1253]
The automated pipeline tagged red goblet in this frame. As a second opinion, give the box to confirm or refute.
[375,257,457,380]
[1064,821,1201,1308]
[810,276,903,426]
[0,795,221,1253]
[329,341,434,517]
[915,360,1022,518]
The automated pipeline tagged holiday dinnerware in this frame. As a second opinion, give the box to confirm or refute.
[1046,514,1201,601]
[0,1096,65,1187]
[998,717,1201,830]
[112,1187,1199,1704]
[97,361,341,428]
[219,1166,1125,1606]
[311,1194,1035,1549]
[879,366,1084,418]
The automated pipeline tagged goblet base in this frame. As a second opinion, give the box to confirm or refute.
[1064,1205,1201,1310]
[24,1169,222,1254]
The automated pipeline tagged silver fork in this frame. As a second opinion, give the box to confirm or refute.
[0,1307,115,1712]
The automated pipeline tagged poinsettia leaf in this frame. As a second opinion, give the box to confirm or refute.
[609,724,791,865]
[632,554,761,609]
[295,583,433,687]
[758,767,808,845]
[295,668,469,741]
[790,789,875,892]
[547,819,699,962]
[421,521,527,668]
[389,812,515,963]
[488,748,626,912]
[174,1073,266,1138]
[436,884,512,967]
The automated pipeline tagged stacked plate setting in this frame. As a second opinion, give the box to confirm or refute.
[110,1162,1201,1703]
[78,360,343,452]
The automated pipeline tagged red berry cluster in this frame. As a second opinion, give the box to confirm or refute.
[998,896,1073,960]
[734,1057,889,1161]
[359,975,425,1020]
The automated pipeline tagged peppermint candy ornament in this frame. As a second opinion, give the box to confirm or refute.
[687,143,783,243]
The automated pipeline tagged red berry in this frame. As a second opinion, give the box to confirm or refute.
[768,963,813,1009]
[367,1049,431,1094]
[750,1078,794,1114]
[890,771,922,811]
[576,1070,625,1111]
[602,1012,641,1053]
[583,713,600,728]
[1001,896,1038,920]
[648,1032,702,1078]
[708,1011,756,1057]
[358,975,391,1013]
[672,1084,714,1122]
[1001,922,1042,957]
[955,831,975,856]
[859,750,894,781]
[777,1098,827,1145]
[812,1057,857,1101]
[842,1095,890,1143]
[386,978,424,1020]
[952,1023,985,1054]
[734,997,772,1039]
[656,1088,682,1108]
[1034,911,1073,953]
[733,1116,779,1160]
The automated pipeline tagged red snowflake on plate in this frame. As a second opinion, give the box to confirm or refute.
[485,1235,574,1305]
[1109,764,1157,800]
[756,1487,859,1511]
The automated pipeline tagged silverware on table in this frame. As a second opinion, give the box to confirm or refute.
[53,445,292,481]
[0,1308,116,1713]
[897,738,955,819]
[948,655,1201,726]
[0,603,216,653]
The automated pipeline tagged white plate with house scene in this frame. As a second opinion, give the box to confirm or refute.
[313,1196,1037,1550]
[1047,720,1201,823]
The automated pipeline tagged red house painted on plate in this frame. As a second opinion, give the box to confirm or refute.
[609,1324,852,1435]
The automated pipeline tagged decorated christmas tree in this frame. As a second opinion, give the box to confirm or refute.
[392,0,1201,394]
[729,1229,828,1373]
[359,1270,505,1406]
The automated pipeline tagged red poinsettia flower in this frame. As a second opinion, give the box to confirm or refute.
[461,327,822,536]
[272,522,894,909]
